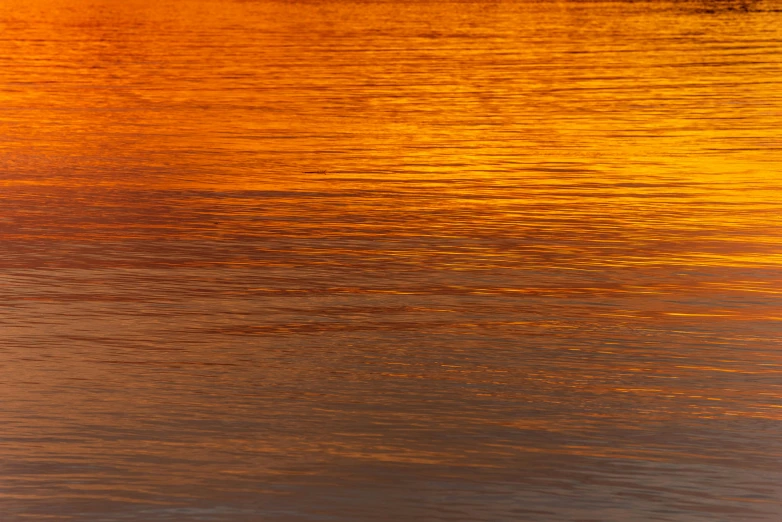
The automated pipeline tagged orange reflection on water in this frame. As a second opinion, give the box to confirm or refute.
[2,0,782,520]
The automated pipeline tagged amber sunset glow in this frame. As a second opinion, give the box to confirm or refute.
[1,0,781,520]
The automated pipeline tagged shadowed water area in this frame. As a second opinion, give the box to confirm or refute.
[1,0,782,520]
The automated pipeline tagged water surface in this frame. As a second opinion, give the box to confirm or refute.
[1,0,782,520]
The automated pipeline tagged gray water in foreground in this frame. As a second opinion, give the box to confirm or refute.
[1,0,782,520]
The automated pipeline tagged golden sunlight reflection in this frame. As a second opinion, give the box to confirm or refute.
[1,0,782,520]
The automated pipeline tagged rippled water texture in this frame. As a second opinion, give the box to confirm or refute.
[2,0,782,520]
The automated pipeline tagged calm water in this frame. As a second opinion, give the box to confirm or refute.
[2,0,782,520]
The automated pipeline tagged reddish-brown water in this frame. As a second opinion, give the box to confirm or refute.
[1,0,782,520]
